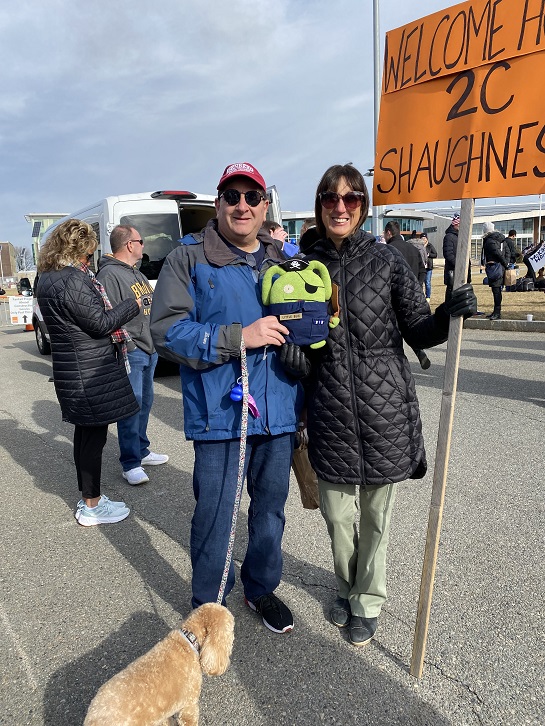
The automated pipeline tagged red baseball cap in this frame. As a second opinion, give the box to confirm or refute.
[217,162,266,191]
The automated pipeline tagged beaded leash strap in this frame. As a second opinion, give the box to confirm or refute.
[217,336,249,605]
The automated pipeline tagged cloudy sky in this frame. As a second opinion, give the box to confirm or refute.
[0,0,485,248]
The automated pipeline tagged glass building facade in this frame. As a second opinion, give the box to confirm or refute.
[283,217,373,243]
[470,217,536,258]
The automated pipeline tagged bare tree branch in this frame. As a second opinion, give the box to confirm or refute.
[15,247,35,271]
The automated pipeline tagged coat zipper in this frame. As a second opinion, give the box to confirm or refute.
[339,249,366,486]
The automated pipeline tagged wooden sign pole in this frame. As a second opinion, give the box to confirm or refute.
[410,196,475,678]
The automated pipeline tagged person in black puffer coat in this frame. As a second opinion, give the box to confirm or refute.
[285,164,477,648]
[481,221,509,320]
[443,214,472,302]
[383,219,430,370]
[36,219,140,526]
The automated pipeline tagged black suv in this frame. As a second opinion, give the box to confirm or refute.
[16,277,33,296]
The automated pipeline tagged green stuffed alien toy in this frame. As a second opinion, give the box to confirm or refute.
[261,258,340,348]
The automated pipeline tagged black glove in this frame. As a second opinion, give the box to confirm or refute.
[279,343,311,379]
[444,283,477,319]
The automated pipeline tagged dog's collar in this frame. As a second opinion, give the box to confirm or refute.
[178,628,200,655]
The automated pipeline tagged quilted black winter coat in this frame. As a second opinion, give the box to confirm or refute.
[302,229,452,487]
[36,267,140,427]
[442,224,472,286]
[482,231,509,267]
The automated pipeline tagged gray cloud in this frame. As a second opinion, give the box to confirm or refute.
[0,0,476,247]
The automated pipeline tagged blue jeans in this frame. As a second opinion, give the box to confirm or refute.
[191,432,295,608]
[425,269,433,298]
[117,348,158,471]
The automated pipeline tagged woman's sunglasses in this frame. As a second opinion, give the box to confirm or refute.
[219,189,266,207]
[319,191,365,211]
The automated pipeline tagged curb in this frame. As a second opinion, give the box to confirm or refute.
[464,317,545,332]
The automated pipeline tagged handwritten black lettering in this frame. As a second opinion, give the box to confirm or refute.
[398,144,414,193]
[377,150,397,194]
[432,138,452,184]
[465,1,492,63]
[410,143,433,191]
[384,3,507,92]
[486,126,512,179]
[446,71,478,121]
[444,11,467,69]
[488,0,506,59]
[414,23,427,82]
[517,0,545,51]
[533,124,545,177]
[430,14,449,77]
[401,26,420,88]
[465,131,486,182]
[512,121,539,177]
[383,29,406,92]
[449,135,469,183]
[480,61,514,114]
[376,121,545,197]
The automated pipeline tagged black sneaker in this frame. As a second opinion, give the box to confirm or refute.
[245,593,294,633]
[330,597,351,628]
[349,615,377,646]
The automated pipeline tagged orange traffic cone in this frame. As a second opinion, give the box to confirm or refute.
[25,323,34,331]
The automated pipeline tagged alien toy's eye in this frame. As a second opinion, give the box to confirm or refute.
[305,283,318,294]
[283,284,295,294]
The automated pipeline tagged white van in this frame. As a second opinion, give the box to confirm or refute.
[32,186,282,354]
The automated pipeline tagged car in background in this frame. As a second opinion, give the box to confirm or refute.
[31,186,282,358]
[32,292,51,355]
[17,277,33,296]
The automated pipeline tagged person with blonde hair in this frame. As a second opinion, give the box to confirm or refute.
[36,218,141,525]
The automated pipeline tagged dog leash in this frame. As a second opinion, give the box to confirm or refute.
[216,336,249,605]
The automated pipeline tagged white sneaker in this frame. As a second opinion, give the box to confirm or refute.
[122,467,150,486]
[75,500,130,526]
[141,452,169,466]
[75,494,126,515]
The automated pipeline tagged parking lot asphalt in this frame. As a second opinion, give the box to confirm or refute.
[0,326,543,726]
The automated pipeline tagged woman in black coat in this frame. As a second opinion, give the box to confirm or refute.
[36,219,140,526]
[481,222,509,320]
[290,164,476,647]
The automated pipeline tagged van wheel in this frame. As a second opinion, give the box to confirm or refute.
[35,321,51,355]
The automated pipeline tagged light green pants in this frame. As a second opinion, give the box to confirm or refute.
[318,478,396,618]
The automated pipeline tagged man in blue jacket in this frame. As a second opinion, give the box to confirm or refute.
[150,162,302,633]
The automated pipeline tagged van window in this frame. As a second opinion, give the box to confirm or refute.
[89,222,101,272]
[120,213,181,279]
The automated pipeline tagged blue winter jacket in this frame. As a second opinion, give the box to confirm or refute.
[150,219,303,440]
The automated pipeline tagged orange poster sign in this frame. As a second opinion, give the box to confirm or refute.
[373,0,545,204]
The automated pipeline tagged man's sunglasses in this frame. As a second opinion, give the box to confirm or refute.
[319,191,365,211]
[128,238,144,245]
[219,189,266,207]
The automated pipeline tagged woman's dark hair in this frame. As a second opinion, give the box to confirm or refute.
[508,229,517,237]
[314,164,370,240]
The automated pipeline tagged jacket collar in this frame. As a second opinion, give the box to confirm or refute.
[308,228,375,260]
[201,219,286,267]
